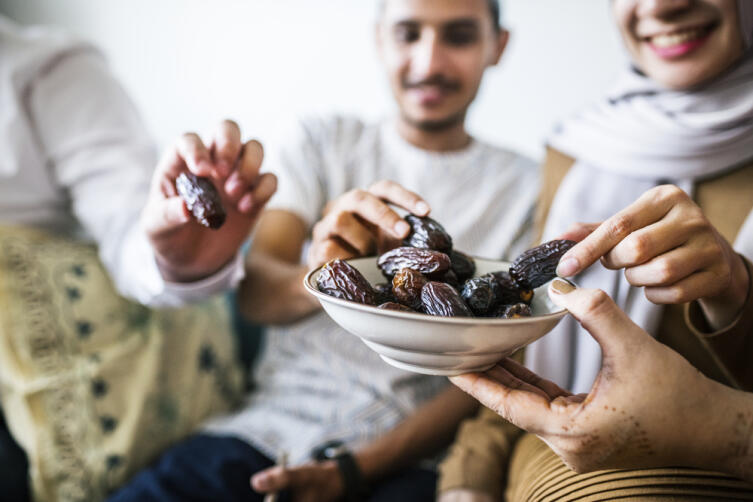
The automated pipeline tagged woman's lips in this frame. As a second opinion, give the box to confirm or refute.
[646,25,714,59]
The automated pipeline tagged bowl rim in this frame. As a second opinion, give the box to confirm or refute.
[303,256,572,325]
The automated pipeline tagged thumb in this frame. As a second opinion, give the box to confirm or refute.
[142,196,191,237]
[250,466,290,493]
[547,280,643,357]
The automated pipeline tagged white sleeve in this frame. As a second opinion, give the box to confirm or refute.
[28,48,243,307]
[264,118,330,231]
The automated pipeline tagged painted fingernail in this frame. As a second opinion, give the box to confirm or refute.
[394,220,411,236]
[415,201,430,215]
[556,257,579,277]
[238,193,253,213]
[550,279,575,295]
[225,176,243,197]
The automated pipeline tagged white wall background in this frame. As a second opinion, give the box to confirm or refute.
[0,0,626,161]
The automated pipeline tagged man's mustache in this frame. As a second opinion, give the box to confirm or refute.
[402,75,461,91]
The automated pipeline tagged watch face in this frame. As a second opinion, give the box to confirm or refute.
[324,445,349,458]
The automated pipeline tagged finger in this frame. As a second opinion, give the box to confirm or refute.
[644,269,722,304]
[142,196,191,236]
[486,364,552,399]
[250,466,290,493]
[238,172,278,215]
[601,209,701,269]
[450,371,556,432]
[368,180,431,217]
[556,222,600,243]
[548,280,641,355]
[176,132,213,177]
[623,240,716,287]
[313,211,376,256]
[210,119,242,178]
[225,140,264,202]
[308,238,358,270]
[498,358,572,400]
[334,190,410,239]
[556,185,685,277]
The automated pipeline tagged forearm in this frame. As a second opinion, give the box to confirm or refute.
[238,250,320,324]
[355,385,479,481]
[713,382,753,483]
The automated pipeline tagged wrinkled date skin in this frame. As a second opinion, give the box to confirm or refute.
[378,302,416,312]
[175,172,227,229]
[377,247,451,279]
[317,259,377,305]
[450,250,476,282]
[441,269,461,290]
[494,302,532,319]
[489,271,534,305]
[374,283,397,304]
[421,282,473,317]
[403,215,453,253]
[392,268,428,310]
[460,277,497,316]
[509,239,576,290]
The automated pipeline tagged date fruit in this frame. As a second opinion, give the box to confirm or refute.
[421,282,473,317]
[378,302,415,312]
[392,268,428,310]
[403,215,453,253]
[489,271,533,305]
[450,250,476,282]
[460,277,497,316]
[317,259,377,305]
[494,303,532,319]
[509,239,576,290]
[374,283,396,304]
[377,247,450,279]
[175,172,226,229]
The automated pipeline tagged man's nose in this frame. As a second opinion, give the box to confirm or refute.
[410,31,447,78]
[636,0,693,19]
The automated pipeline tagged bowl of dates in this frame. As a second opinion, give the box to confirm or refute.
[304,225,575,376]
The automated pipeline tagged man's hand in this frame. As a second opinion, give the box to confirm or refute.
[556,185,749,329]
[250,461,343,502]
[142,120,277,282]
[450,280,729,474]
[307,180,430,270]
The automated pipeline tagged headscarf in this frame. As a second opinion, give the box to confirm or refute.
[525,1,753,393]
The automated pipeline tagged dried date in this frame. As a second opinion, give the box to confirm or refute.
[450,250,476,282]
[374,283,396,304]
[392,268,428,310]
[403,215,453,253]
[489,271,534,305]
[317,259,377,305]
[421,282,473,317]
[175,172,226,229]
[377,247,450,279]
[460,277,497,316]
[493,303,532,319]
[509,239,576,290]
[378,302,416,312]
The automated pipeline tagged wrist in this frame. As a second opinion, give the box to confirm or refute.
[698,253,750,331]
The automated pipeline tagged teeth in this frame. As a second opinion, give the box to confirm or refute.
[651,27,707,47]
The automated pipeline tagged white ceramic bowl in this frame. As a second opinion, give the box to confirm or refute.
[304,256,570,376]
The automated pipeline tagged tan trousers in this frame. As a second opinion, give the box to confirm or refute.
[505,434,753,501]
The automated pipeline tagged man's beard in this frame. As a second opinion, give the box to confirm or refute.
[402,109,467,132]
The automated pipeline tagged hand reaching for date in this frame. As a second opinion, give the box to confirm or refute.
[555,185,749,329]
[142,120,277,282]
[307,180,431,270]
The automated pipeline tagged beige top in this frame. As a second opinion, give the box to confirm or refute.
[438,147,753,498]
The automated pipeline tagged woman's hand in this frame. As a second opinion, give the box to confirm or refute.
[451,281,736,475]
[307,180,430,270]
[557,184,749,329]
[251,461,343,502]
[143,120,277,282]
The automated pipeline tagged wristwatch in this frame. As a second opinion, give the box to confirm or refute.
[311,440,370,501]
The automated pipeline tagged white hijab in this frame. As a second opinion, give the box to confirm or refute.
[525,1,753,393]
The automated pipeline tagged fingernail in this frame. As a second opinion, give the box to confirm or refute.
[394,220,411,237]
[556,257,579,277]
[225,176,243,197]
[415,201,430,215]
[238,193,253,213]
[199,159,213,175]
[550,279,575,295]
[252,475,268,490]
